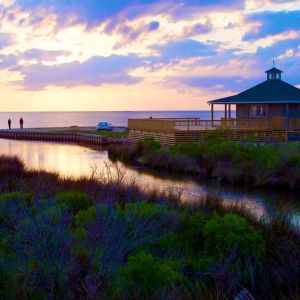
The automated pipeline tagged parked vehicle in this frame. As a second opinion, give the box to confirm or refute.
[97,122,112,131]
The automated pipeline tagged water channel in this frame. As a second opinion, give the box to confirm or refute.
[0,139,299,225]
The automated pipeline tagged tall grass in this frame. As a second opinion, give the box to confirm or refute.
[0,155,298,299]
[109,138,300,190]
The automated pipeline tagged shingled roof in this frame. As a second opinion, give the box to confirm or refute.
[209,68,300,104]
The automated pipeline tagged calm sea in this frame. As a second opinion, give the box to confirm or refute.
[0,111,230,129]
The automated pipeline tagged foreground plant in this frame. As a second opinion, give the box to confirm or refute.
[0,155,298,299]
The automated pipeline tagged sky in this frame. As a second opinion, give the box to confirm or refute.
[0,0,300,111]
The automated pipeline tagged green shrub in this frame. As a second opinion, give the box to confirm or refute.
[137,137,161,155]
[203,213,265,258]
[0,192,32,203]
[55,191,92,213]
[74,206,97,228]
[169,142,204,158]
[119,202,170,218]
[175,212,206,255]
[116,251,180,298]
[203,128,231,142]
[0,192,33,209]
[108,144,136,162]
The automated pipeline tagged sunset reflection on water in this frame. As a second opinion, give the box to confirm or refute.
[0,139,298,224]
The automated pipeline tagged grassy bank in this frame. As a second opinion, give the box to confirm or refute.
[0,155,299,299]
[109,137,300,190]
[56,129,128,138]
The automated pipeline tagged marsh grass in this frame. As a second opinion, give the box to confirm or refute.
[109,138,300,190]
[56,129,129,138]
[0,155,298,299]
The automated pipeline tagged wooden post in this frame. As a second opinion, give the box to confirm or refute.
[211,104,214,126]
[228,104,231,119]
[225,104,227,120]
[286,103,290,130]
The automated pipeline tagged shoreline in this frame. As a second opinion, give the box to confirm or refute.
[0,126,129,146]
[0,125,127,132]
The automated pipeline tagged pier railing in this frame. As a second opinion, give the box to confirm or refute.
[128,118,273,132]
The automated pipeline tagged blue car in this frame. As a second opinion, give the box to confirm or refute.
[97,122,112,131]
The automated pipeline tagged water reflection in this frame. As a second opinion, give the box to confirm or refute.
[0,139,299,224]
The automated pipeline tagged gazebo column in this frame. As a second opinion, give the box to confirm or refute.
[286,103,290,130]
[211,104,214,125]
[225,104,228,120]
[228,104,231,119]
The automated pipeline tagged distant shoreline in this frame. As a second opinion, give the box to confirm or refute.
[0,111,231,129]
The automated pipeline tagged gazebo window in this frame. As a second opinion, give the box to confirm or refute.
[250,105,266,117]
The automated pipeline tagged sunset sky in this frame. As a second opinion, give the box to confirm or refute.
[0,0,300,111]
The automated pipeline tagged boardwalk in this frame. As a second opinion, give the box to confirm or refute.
[0,129,128,147]
[128,118,289,145]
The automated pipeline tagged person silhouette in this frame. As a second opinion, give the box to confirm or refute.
[19,117,24,129]
[8,119,11,130]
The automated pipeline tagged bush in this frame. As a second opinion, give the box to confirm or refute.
[119,202,170,218]
[55,191,92,212]
[203,213,265,258]
[175,212,206,255]
[74,206,97,229]
[0,192,32,205]
[170,142,204,158]
[108,144,136,162]
[137,137,161,154]
[116,251,180,298]
[0,155,297,299]
[0,156,24,177]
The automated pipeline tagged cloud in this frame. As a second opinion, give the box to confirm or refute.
[14,0,245,28]
[250,38,300,84]
[14,0,160,27]
[170,0,244,20]
[22,49,72,62]
[0,33,13,49]
[0,54,18,69]
[148,21,159,31]
[244,10,300,41]
[153,39,217,63]
[177,75,261,92]
[110,20,160,49]
[15,54,145,90]
[183,21,213,37]
[2,0,299,109]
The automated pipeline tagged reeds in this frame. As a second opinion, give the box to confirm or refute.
[109,138,300,190]
[0,155,298,299]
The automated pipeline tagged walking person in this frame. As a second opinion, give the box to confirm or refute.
[8,118,11,130]
[19,117,24,129]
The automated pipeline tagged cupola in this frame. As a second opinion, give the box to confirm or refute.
[265,67,283,80]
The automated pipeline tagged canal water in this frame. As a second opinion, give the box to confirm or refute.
[0,138,299,224]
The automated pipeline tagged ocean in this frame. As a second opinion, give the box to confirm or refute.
[0,111,230,129]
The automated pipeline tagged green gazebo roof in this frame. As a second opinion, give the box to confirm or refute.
[209,69,300,105]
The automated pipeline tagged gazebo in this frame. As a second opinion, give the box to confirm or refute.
[128,67,300,145]
[208,67,300,130]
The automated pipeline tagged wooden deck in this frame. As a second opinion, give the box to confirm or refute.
[128,118,294,145]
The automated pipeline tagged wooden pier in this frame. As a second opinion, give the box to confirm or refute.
[0,130,127,147]
[128,118,291,145]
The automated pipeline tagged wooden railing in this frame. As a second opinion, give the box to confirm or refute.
[128,118,273,132]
